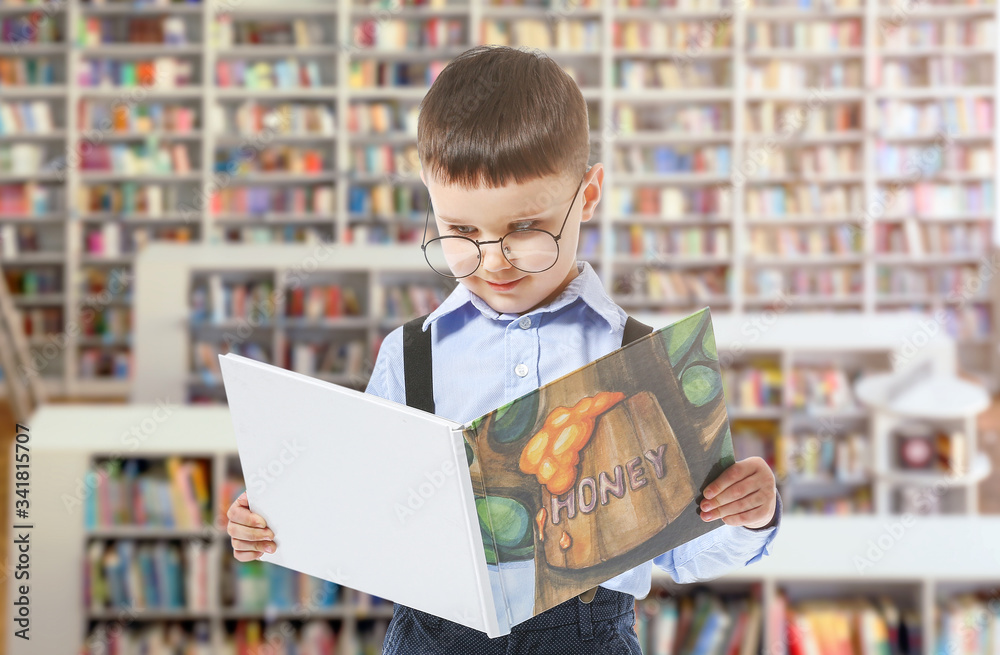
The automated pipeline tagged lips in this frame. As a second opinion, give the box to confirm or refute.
[486,278,524,291]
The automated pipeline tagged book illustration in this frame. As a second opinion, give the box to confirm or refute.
[463,307,733,622]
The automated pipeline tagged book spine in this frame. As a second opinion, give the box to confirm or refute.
[451,424,503,637]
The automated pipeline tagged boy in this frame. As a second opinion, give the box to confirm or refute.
[226,45,780,654]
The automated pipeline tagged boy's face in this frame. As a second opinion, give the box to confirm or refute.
[421,165,604,316]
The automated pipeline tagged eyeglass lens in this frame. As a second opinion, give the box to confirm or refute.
[424,229,559,278]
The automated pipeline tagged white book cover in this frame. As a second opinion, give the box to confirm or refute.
[220,307,736,637]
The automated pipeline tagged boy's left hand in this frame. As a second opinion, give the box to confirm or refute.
[699,457,777,529]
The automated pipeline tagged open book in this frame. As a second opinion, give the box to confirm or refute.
[219,306,735,637]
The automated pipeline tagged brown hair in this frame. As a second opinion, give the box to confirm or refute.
[417,45,590,190]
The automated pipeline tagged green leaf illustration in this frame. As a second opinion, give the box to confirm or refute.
[476,496,534,563]
[702,324,718,361]
[667,310,707,367]
[682,364,722,406]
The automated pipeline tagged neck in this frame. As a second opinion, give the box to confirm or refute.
[523,262,581,315]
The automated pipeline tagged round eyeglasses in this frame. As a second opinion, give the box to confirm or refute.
[420,176,586,279]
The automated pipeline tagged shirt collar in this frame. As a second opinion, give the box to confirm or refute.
[420,260,626,334]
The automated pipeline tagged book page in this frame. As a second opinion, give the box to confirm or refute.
[462,307,735,627]
[218,353,497,635]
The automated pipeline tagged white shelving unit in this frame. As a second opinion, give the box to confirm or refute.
[1,0,998,400]
[855,369,993,514]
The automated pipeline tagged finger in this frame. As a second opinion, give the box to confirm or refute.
[236,491,248,508]
[227,503,267,529]
[702,460,756,501]
[705,488,766,521]
[719,502,774,528]
[703,469,762,511]
[231,537,276,554]
[233,549,264,562]
[227,521,275,542]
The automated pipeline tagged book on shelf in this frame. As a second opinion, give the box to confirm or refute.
[357,16,466,50]
[2,14,61,44]
[78,57,194,88]
[935,592,1000,655]
[348,59,447,88]
[216,58,324,90]
[285,284,362,319]
[81,622,212,655]
[347,101,419,136]
[780,595,921,655]
[0,100,55,135]
[220,307,737,637]
[78,101,197,134]
[616,59,728,90]
[484,17,600,51]
[616,225,731,259]
[779,432,868,483]
[84,539,209,612]
[287,339,366,379]
[609,187,730,219]
[79,15,188,47]
[0,56,58,86]
[747,19,860,50]
[213,16,326,49]
[224,557,340,612]
[228,619,344,654]
[614,103,731,137]
[211,185,335,217]
[84,457,212,530]
[615,20,732,52]
[211,101,335,136]
[376,283,449,321]
[635,592,762,655]
[722,365,783,412]
[614,268,731,304]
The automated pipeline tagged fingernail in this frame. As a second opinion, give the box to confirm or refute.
[266,543,275,553]
[704,488,716,499]
[266,530,274,539]
[702,511,716,520]
[701,500,713,511]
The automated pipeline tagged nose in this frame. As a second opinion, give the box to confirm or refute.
[480,239,512,273]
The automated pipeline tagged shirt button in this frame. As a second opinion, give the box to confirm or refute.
[515,364,529,377]
[519,316,531,329]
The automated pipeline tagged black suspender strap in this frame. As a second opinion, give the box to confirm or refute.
[403,314,435,414]
[622,315,653,345]
[402,314,654,415]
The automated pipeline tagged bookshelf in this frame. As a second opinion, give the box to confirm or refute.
[134,240,973,523]
[1,0,997,399]
[18,404,1000,655]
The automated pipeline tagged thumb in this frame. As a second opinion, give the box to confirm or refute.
[237,491,249,507]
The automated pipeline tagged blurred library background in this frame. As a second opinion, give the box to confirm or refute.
[1,0,1000,653]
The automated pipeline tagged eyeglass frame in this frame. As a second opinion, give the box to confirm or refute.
[420,174,587,279]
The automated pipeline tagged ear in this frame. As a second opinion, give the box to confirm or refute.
[580,163,604,223]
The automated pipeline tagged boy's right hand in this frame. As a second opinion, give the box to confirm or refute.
[226,491,277,561]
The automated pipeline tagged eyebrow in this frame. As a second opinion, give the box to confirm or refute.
[434,210,551,225]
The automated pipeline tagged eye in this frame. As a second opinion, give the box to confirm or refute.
[512,220,539,231]
[446,225,476,235]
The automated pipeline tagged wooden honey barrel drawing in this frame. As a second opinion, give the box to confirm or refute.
[539,390,696,569]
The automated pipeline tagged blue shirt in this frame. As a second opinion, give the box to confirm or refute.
[365,260,781,629]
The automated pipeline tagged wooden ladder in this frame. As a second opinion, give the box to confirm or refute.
[0,263,46,424]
